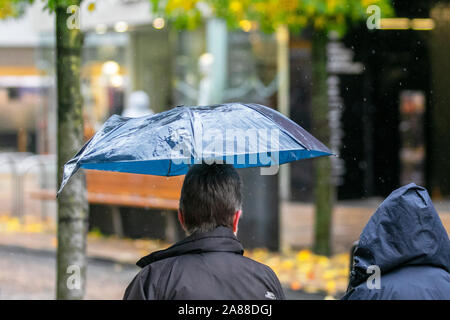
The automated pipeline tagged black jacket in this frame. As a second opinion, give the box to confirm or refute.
[123,226,285,300]
[342,183,450,300]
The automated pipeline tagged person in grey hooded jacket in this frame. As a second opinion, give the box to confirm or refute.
[343,183,450,300]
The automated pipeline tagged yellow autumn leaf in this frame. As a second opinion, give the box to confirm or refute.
[290,280,302,291]
[239,20,252,32]
[24,223,43,233]
[5,217,20,232]
[52,236,58,247]
[296,249,312,262]
[305,4,315,16]
[362,0,380,7]
[314,16,326,29]
[327,0,338,12]
[325,280,337,294]
[323,269,337,280]
[281,259,295,270]
[87,2,96,12]
[303,285,319,294]
[316,255,330,267]
[230,0,243,13]
[279,0,297,11]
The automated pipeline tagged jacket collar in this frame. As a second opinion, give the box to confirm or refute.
[136,226,244,268]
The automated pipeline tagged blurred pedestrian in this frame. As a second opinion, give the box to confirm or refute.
[121,90,154,118]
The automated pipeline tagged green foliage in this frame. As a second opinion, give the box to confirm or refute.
[1,0,395,34]
[150,0,394,34]
[43,0,82,12]
[0,0,34,18]
[0,0,83,19]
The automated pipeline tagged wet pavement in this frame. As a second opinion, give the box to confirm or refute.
[0,245,326,300]
[0,245,137,300]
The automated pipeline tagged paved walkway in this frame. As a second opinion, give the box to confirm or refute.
[0,245,327,300]
[281,199,450,253]
[0,231,157,266]
[0,245,138,300]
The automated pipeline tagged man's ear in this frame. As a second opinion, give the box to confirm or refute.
[232,210,242,234]
[178,209,186,231]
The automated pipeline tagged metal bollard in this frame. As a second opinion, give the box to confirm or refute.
[16,154,55,222]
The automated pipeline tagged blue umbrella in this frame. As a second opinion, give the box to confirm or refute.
[58,103,332,194]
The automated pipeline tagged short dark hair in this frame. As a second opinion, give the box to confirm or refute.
[179,163,242,234]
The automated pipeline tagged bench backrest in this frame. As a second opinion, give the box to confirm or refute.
[86,170,184,209]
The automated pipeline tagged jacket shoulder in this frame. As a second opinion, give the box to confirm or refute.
[239,255,286,299]
[124,258,176,300]
[343,266,450,300]
[126,252,286,300]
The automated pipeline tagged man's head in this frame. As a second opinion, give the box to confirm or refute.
[178,163,242,235]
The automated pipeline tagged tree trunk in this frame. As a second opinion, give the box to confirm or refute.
[55,2,88,300]
[277,25,291,201]
[311,32,335,256]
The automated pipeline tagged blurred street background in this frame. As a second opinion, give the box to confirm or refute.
[1,0,450,299]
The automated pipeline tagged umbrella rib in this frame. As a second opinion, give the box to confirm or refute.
[243,103,310,151]
[185,107,199,161]
[167,159,172,176]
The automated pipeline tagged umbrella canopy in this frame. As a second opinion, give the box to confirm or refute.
[58,103,332,194]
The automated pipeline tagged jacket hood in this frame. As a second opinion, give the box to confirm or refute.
[350,183,450,288]
[136,226,244,268]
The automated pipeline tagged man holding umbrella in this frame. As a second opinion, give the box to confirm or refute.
[58,102,332,299]
[123,162,285,300]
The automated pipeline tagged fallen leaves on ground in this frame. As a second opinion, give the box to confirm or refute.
[0,215,54,234]
[0,215,350,298]
[244,248,350,297]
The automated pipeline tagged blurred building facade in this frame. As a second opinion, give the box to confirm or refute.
[289,0,450,201]
[1,0,450,206]
[0,4,51,154]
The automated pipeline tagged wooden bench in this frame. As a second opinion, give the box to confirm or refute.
[30,170,185,241]
[86,170,184,209]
